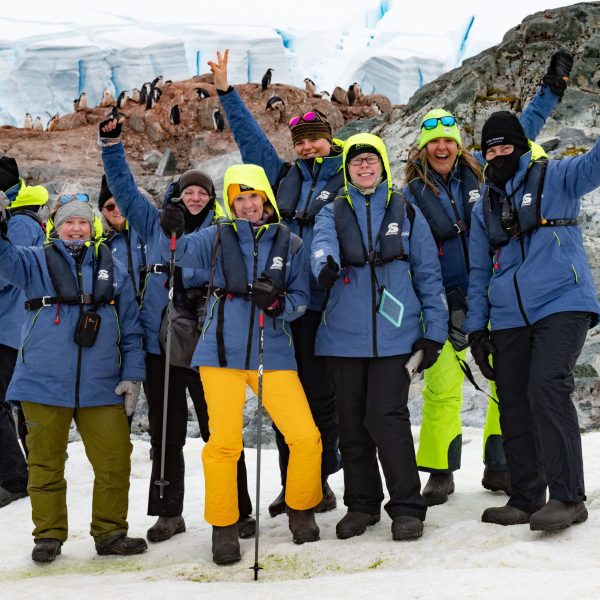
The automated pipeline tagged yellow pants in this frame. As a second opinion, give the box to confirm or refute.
[200,367,323,526]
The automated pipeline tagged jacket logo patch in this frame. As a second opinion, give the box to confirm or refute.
[469,190,480,202]
[112,247,118,253]
[97,269,110,281]
[385,223,399,236]
[316,190,331,202]
[522,193,532,207]
[270,257,283,270]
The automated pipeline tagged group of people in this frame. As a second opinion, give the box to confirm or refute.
[0,46,598,566]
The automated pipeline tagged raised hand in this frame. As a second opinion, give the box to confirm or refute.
[208,49,230,92]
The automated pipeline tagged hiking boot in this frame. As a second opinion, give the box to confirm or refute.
[336,511,380,540]
[212,524,241,565]
[96,534,148,556]
[314,482,337,513]
[482,467,512,495]
[529,500,588,532]
[481,504,532,526]
[237,515,256,539]
[32,538,62,563]
[268,487,286,517]
[422,472,454,506]
[0,485,28,509]
[146,515,186,542]
[391,516,424,541]
[287,508,320,544]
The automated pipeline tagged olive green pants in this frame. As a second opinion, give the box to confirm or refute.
[21,401,132,543]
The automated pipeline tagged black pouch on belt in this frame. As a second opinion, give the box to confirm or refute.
[446,288,469,351]
[74,311,101,347]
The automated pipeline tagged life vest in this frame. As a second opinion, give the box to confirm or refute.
[408,162,480,243]
[276,163,345,224]
[25,242,114,310]
[333,191,413,267]
[482,160,576,250]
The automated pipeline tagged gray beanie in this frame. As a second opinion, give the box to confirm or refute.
[53,200,95,233]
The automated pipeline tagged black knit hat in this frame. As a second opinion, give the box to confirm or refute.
[178,169,215,197]
[0,156,20,193]
[481,111,529,157]
[289,110,333,146]
[98,174,113,211]
[345,143,382,164]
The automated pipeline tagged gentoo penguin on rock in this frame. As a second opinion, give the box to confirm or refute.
[304,77,316,96]
[77,92,88,111]
[347,82,362,106]
[100,88,116,108]
[46,113,60,132]
[130,88,141,103]
[195,87,210,99]
[169,105,181,125]
[23,113,33,129]
[319,90,331,101]
[73,98,80,112]
[261,68,273,91]
[212,108,225,132]
[116,90,129,109]
[266,96,285,110]
[33,116,43,131]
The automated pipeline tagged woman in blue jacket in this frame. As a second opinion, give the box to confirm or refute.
[0,193,147,562]
[99,117,253,542]
[311,133,448,541]
[402,50,570,506]
[159,163,322,565]
[465,110,600,531]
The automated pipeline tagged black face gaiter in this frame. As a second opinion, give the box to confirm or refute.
[486,152,521,189]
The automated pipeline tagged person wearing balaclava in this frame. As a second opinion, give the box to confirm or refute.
[98,115,255,544]
[0,156,49,509]
[464,107,600,532]
[0,192,147,562]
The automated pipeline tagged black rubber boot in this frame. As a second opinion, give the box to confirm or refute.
[335,512,380,540]
[0,485,28,509]
[422,472,454,506]
[32,538,62,563]
[96,534,148,556]
[268,487,286,518]
[146,515,186,542]
[314,481,337,513]
[482,467,512,495]
[481,504,532,526]
[529,500,588,531]
[391,516,424,541]
[287,508,320,544]
[237,515,256,539]
[212,524,241,565]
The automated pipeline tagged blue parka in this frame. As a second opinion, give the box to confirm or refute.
[0,238,145,407]
[311,133,448,358]
[160,164,309,371]
[402,86,561,296]
[464,140,600,333]
[101,141,212,355]
[219,87,343,311]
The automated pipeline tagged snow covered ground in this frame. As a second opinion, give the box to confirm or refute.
[3,426,600,599]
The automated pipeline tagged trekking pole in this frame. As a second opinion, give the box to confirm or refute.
[251,310,265,581]
[155,200,180,498]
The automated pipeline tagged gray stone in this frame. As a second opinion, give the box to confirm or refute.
[155,149,177,176]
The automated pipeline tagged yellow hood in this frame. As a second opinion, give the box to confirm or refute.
[9,180,49,209]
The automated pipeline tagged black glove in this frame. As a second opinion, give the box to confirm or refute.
[98,109,122,139]
[469,329,496,381]
[542,49,574,97]
[448,324,469,352]
[251,272,281,311]
[318,255,340,290]
[160,202,185,238]
[412,338,444,373]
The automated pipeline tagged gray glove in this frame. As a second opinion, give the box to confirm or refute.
[115,380,141,416]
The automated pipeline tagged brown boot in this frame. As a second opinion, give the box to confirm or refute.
[530,500,588,531]
[268,487,287,518]
[481,504,532,526]
[212,524,241,565]
[237,515,256,539]
[146,515,186,542]
[287,508,320,544]
[482,467,512,495]
[335,511,380,539]
[422,472,454,506]
[314,482,337,513]
[32,538,62,563]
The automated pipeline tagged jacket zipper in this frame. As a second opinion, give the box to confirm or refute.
[513,238,530,326]
[75,257,84,406]
[245,224,259,370]
[365,195,378,357]
[298,162,323,238]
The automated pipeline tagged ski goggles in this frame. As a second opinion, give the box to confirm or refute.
[288,111,326,128]
[421,115,457,130]
[58,193,90,205]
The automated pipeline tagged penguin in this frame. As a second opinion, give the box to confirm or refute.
[164,79,173,85]
[23,113,33,129]
[33,116,43,131]
[145,85,162,110]
[261,68,273,91]
[130,88,140,103]
[169,105,180,125]
[195,87,210,99]
[347,82,362,106]
[139,82,151,105]
[370,101,382,116]
[151,75,164,88]
[320,90,331,101]
[100,88,116,108]
[212,108,225,132]
[46,113,60,132]
[73,98,80,112]
[266,96,285,110]
[116,90,129,109]
[304,77,316,97]
[78,92,88,111]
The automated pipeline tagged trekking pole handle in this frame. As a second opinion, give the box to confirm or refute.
[405,349,424,381]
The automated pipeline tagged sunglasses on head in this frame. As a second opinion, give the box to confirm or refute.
[421,115,457,130]
[59,193,90,205]
[288,111,326,128]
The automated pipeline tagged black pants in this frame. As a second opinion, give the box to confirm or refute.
[274,310,341,486]
[145,353,252,517]
[492,312,590,514]
[326,355,426,520]
[0,344,28,493]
